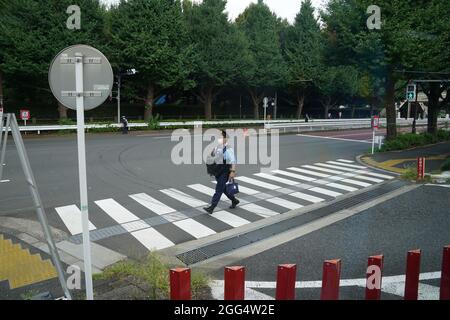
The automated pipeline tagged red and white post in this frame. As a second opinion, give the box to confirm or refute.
[417,157,425,180]
[366,255,384,300]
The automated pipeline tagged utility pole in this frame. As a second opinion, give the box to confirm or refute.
[274,91,278,120]
[117,75,121,124]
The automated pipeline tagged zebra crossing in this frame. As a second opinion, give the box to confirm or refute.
[54,159,395,253]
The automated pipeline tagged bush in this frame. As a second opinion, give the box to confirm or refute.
[380,130,449,152]
[441,158,450,172]
[58,118,76,125]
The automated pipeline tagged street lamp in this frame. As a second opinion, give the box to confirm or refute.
[115,69,137,124]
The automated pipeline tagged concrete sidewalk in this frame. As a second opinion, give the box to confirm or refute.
[361,141,450,174]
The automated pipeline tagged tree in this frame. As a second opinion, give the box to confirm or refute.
[109,0,194,121]
[184,0,253,120]
[0,0,107,118]
[284,0,324,119]
[236,0,287,119]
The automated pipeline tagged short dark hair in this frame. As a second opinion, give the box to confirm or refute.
[221,130,228,139]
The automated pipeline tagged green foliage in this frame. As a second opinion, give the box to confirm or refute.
[58,118,76,126]
[148,114,161,130]
[380,130,450,152]
[400,167,418,181]
[441,158,450,172]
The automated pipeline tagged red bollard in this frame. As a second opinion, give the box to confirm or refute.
[321,259,341,300]
[417,157,425,180]
[170,268,191,300]
[224,266,245,300]
[365,255,384,300]
[440,245,450,300]
[404,250,421,300]
[275,264,297,300]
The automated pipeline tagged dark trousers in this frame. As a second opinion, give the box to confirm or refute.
[211,171,237,206]
[122,126,128,134]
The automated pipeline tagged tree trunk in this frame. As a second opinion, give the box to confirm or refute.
[249,89,263,119]
[323,97,331,119]
[200,85,214,120]
[57,101,68,119]
[144,83,155,121]
[0,70,4,109]
[427,82,441,135]
[385,69,397,140]
[296,92,305,119]
[351,106,356,118]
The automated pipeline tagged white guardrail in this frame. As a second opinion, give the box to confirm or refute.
[0,118,448,134]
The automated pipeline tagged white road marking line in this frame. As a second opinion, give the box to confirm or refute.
[341,173,383,183]
[314,163,355,172]
[173,219,216,239]
[55,205,96,236]
[188,184,215,196]
[362,171,395,179]
[132,228,175,250]
[95,199,140,224]
[326,182,359,192]
[336,159,355,163]
[425,184,450,188]
[130,193,176,215]
[327,161,367,169]
[236,176,282,190]
[211,181,260,195]
[265,197,303,210]
[211,211,250,228]
[309,187,343,197]
[302,164,344,174]
[340,178,372,188]
[286,167,330,178]
[254,172,301,185]
[272,169,318,181]
[0,179,10,183]
[297,134,372,144]
[241,203,280,218]
[161,188,208,208]
[288,192,324,203]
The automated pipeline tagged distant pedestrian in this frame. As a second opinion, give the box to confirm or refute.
[204,130,239,214]
[121,116,129,134]
[305,114,310,123]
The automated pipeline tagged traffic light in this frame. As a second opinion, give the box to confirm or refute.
[406,83,417,102]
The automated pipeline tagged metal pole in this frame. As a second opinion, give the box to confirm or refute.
[0,114,10,181]
[117,75,121,124]
[0,111,4,149]
[239,95,242,119]
[9,114,72,299]
[274,91,278,120]
[75,53,94,300]
[372,129,375,155]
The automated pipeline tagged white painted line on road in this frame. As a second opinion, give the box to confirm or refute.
[309,187,343,198]
[361,171,395,179]
[211,181,260,195]
[130,193,176,215]
[254,172,301,185]
[314,163,355,172]
[272,169,318,181]
[340,178,372,188]
[95,199,140,224]
[236,176,281,190]
[161,188,208,208]
[344,174,383,183]
[265,197,303,210]
[288,192,324,203]
[425,184,450,188]
[302,164,344,175]
[286,167,330,178]
[241,203,280,218]
[326,182,359,192]
[132,227,175,250]
[211,211,250,228]
[55,205,96,235]
[188,184,215,196]
[0,179,10,183]
[327,161,367,169]
[297,134,372,144]
[336,159,355,163]
[174,219,216,239]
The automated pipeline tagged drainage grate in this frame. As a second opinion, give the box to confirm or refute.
[176,180,406,265]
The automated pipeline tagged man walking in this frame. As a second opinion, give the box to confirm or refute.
[121,116,129,134]
[204,130,239,214]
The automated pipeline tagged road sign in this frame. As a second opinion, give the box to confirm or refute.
[49,45,113,110]
[417,157,425,180]
[20,110,30,121]
[371,116,380,130]
[48,44,113,301]
[263,97,269,109]
[407,84,417,102]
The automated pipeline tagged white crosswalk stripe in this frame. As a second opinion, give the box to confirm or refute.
[236,176,282,190]
[350,175,383,183]
[188,184,215,196]
[254,173,301,185]
[327,161,367,169]
[130,193,176,215]
[288,192,324,203]
[131,228,175,250]
[360,171,395,179]
[265,197,303,210]
[272,169,318,181]
[314,163,355,172]
[326,183,359,192]
[161,188,208,207]
[95,199,140,224]
[309,187,343,197]
[340,178,372,188]
[241,203,280,217]
[302,165,344,175]
[173,219,216,239]
[55,205,96,235]
[211,211,250,228]
[286,167,330,178]
[210,181,260,195]
[336,159,355,163]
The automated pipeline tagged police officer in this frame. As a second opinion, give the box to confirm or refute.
[203,130,239,214]
[121,116,129,134]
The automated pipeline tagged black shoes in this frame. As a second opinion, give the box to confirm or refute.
[229,199,240,209]
[203,205,216,214]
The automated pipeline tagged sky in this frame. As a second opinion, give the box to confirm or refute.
[101,0,327,23]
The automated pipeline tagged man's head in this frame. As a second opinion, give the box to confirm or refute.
[219,130,228,145]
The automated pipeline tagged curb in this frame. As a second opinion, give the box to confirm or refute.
[356,154,402,176]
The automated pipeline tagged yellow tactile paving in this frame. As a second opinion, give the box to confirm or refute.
[0,234,57,289]
[362,154,450,174]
